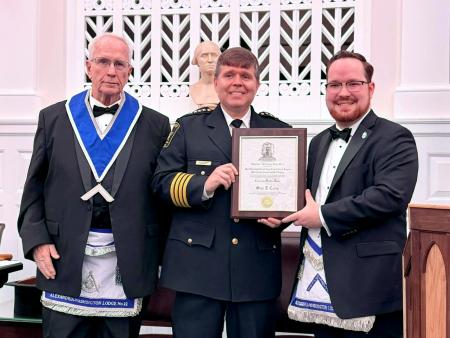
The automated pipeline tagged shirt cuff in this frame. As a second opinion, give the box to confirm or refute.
[202,186,214,201]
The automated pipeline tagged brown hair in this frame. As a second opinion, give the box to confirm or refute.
[215,47,260,81]
[326,50,374,82]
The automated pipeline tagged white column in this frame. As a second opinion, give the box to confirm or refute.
[38,0,67,107]
[394,0,450,118]
[0,0,68,309]
[0,0,40,119]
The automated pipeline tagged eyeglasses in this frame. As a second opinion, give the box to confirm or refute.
[90,57,131,71]
[325,80,369,93]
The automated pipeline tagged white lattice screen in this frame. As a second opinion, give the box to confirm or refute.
[76,0,368,122]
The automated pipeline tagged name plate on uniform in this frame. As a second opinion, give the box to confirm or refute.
[231,128,306,219]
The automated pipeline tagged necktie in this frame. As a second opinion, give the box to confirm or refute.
[329,125,352,142]
[92,104,119,118]
[230,119,243,128]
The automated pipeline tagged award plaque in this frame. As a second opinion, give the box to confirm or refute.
[231,128,307,219]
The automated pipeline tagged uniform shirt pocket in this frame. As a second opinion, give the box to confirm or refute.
[356,241,401,257]
[169,221,215,248]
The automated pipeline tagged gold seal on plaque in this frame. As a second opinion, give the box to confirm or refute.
[261,196,273,208]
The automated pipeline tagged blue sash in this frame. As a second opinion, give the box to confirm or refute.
[65,90,142,181]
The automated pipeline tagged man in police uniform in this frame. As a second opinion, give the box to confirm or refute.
[152,47,290,338]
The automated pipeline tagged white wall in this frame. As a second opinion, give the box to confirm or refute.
[0,0,67,308]
[370,0,450,205]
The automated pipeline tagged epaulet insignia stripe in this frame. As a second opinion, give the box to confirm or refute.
[170,173,182,207]
[170,172,193,208]
[193,107,213,114]
[178,107,213,119]
[258,111,290,126]
[176,174,190,208]
[180,174,193,208]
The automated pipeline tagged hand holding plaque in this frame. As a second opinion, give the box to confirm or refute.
[231,128,307,219]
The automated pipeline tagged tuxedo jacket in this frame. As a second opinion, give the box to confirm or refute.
[152,105,290,302]
[297,110,418,318]
[18,99,170,298]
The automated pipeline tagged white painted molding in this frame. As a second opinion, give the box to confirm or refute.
[394,89,450,118]
[396,85,450,93]
[2,117,449,137]
[0,90,38,96]
[289,118,450,137]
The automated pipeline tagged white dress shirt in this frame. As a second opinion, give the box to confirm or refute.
[221,105,251,135]
[317,111,369,235]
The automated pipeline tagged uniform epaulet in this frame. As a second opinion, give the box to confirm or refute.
[258,111,278,120]
[193,106,213,114]
[179,106,213,119]
[258,111,290,125]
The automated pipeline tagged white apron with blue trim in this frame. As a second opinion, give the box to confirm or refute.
[41,230,142,317]
[287,228,375,332]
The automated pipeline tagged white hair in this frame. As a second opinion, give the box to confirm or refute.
[88,33,133,62]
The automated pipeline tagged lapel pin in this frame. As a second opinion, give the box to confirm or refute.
[361,131,367,139]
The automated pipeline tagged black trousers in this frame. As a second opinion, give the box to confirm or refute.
[172,291,277,338]
[42,297,148,338]
[313,311,403,338]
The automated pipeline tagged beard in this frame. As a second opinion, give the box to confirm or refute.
[328,100,369,125]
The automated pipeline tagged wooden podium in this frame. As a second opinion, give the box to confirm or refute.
[404,204,450,338]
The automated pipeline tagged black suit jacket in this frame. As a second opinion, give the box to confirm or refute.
[152,105,290,302]
[18,99,170,298]
[298,110,418,318]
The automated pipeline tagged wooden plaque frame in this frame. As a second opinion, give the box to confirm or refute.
[230,128,307,219]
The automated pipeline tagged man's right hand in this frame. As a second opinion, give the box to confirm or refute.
[204,163,238,195]
[33,244,60,280]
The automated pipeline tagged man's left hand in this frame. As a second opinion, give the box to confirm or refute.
[257,218,282,228]
[282,189,322,228]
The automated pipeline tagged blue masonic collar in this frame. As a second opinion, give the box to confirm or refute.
[66,90,142,182]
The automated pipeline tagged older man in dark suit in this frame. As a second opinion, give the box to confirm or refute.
[280,51,418,337]
[18,33,170,338]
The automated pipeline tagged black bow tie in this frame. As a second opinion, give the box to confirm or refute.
[230,119,243,128]
[329,126,352,142]
[92,104,119,118]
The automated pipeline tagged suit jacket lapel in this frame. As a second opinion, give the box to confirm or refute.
[111,126,137,197]
[206,106,232,161]
[74,135,92,195]
[311,133,332,197]
[327,110,376,197]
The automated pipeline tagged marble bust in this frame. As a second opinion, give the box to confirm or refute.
[189,41,221,110]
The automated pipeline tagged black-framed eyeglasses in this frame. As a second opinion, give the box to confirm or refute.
[325,80,369,93]
[90,57,131,71]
